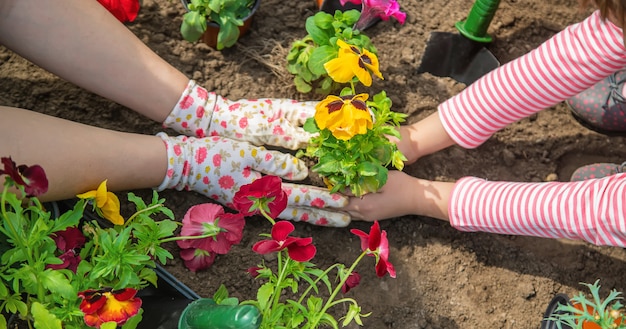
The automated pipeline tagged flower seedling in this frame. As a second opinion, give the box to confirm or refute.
[297,39,406,197]
[548,280,626,329]
[202,175,398,328]
[0,156,238,328]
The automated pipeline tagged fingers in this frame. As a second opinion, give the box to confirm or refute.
[271,122,316,150]
[282,100,317,126]
[279,206,351,227]
[247,146,309,181]
[282,183,348,208]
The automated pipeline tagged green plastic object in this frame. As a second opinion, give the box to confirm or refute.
[455,0,501,43]
[178,298,261,329]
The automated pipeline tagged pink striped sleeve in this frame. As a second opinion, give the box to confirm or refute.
[439,10,626,149]
[448,174,626,247]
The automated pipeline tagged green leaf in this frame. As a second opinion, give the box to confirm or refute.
[307,13,334,44]
[294,76,313,93]
[31,302,63,329]
[41,269,75,300]
[120,309,143,329]
[100,322,118,329]
[216,20,240,50]
[0,315,6,329]
[181,11,207,42]
[257,282,274,311]
[308,45,336,76]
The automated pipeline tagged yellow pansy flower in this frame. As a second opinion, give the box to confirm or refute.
[323,39,383,87]
[315,93,373,140]
[77,180,124,225]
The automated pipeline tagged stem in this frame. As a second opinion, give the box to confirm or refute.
[350,81,356,95]
[259,208,275,225]
[308,251,368,327]
[296,263,342,305]
[125,203,163,225]
[260,249,289,327]
[159,231,219,244]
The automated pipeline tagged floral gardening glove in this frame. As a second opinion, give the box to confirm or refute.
[156,133,351,227]
[163,80,316,150]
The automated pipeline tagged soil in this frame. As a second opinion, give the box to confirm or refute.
[2,0,626,328]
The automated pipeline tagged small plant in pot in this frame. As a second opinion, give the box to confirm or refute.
[180,0,259,50]
[543,280,625,329]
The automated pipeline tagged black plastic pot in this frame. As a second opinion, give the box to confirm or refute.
[541,293,574,329]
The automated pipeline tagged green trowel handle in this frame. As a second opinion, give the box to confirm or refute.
[455,0,501,43]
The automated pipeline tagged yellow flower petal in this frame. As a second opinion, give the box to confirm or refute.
[95,180,109,208]
[101,192,124,225]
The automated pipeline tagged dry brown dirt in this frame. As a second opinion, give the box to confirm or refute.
[2,0,626,328]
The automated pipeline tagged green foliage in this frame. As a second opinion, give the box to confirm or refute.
[0,179,179,328]
[548,280,626,329]
[286,10,376,95]
[298,91,407,197]
[181,0,256,50]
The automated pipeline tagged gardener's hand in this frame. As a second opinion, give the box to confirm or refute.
[156,133,350,227]
[163,80,316,150]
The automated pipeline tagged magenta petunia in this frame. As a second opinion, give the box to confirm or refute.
[176,203,245,255]
[180,248,217,272]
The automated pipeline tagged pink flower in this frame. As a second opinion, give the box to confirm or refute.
[179,95,193,109]
[341,0,406,30]
[196,106,205,118]
[350,221,396,278]
[232,176,287,219]
[310,198,325,208]
[342,272,361,293]
[180,248,217,272]
[97,0,140,23]
[219,176,235,189]
[212,153,222,166]
[252,221,316,262]
[177,203,245,255]
[195,147,207,164]
[0,157,48,197]
[239,117,249,129]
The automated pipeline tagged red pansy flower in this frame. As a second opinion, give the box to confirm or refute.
[350,221,396,278]
[252,221,316,262]
[180,248,217,272]
[341,272,361,294]
[233,175,288,219]
[47,227,86,272]
[176,203,245,254]
[52,227,86,252]
[78,287,142,328]
[96,0,140,22]
[0,157,48,196]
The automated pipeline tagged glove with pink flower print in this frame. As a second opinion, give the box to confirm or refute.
[156,133,351,227]
[162,80,316,150]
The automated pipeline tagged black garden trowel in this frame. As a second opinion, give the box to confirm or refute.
[417,0,501,85]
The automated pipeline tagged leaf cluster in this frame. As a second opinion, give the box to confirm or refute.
[286,10,376,95]
[0,184,177,329]
[298,91,407,197]
[181,0,256,50]
[548,280,626,329]
[235,255,369,328]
